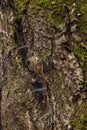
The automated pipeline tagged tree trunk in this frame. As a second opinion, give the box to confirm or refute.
[0,0,87,130]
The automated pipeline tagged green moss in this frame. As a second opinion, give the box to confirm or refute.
[0,33,3,38]
[39,0,50,6]
[83,116,87,124]
[17,0,30,14]
[72,115,87,130]
[30,0,73,26]
[78,0,87,32]
[85,101,87,107]
[30,0,87,29]
[71,102,87,130]
[13,0,30,24]
[47,6,64,26]
[74,46,87,69]
[74,47,86,60]
[39,0,73,7]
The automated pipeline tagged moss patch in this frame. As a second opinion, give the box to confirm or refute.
[13,0,30,24]
[74,45,87,70]
[29,0,73,26]
[39,0,73,6]
[71,101,87,130]
[77,0,87,32]
[16,0,30,14]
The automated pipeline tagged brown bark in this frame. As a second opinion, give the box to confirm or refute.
[0,0,87,130]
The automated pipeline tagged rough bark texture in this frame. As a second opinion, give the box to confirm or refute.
[0,0,87,130]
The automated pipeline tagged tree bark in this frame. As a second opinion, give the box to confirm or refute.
[0,0,87,130]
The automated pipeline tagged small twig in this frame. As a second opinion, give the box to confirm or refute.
[18,45,29,50]
[32,87,47,93]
